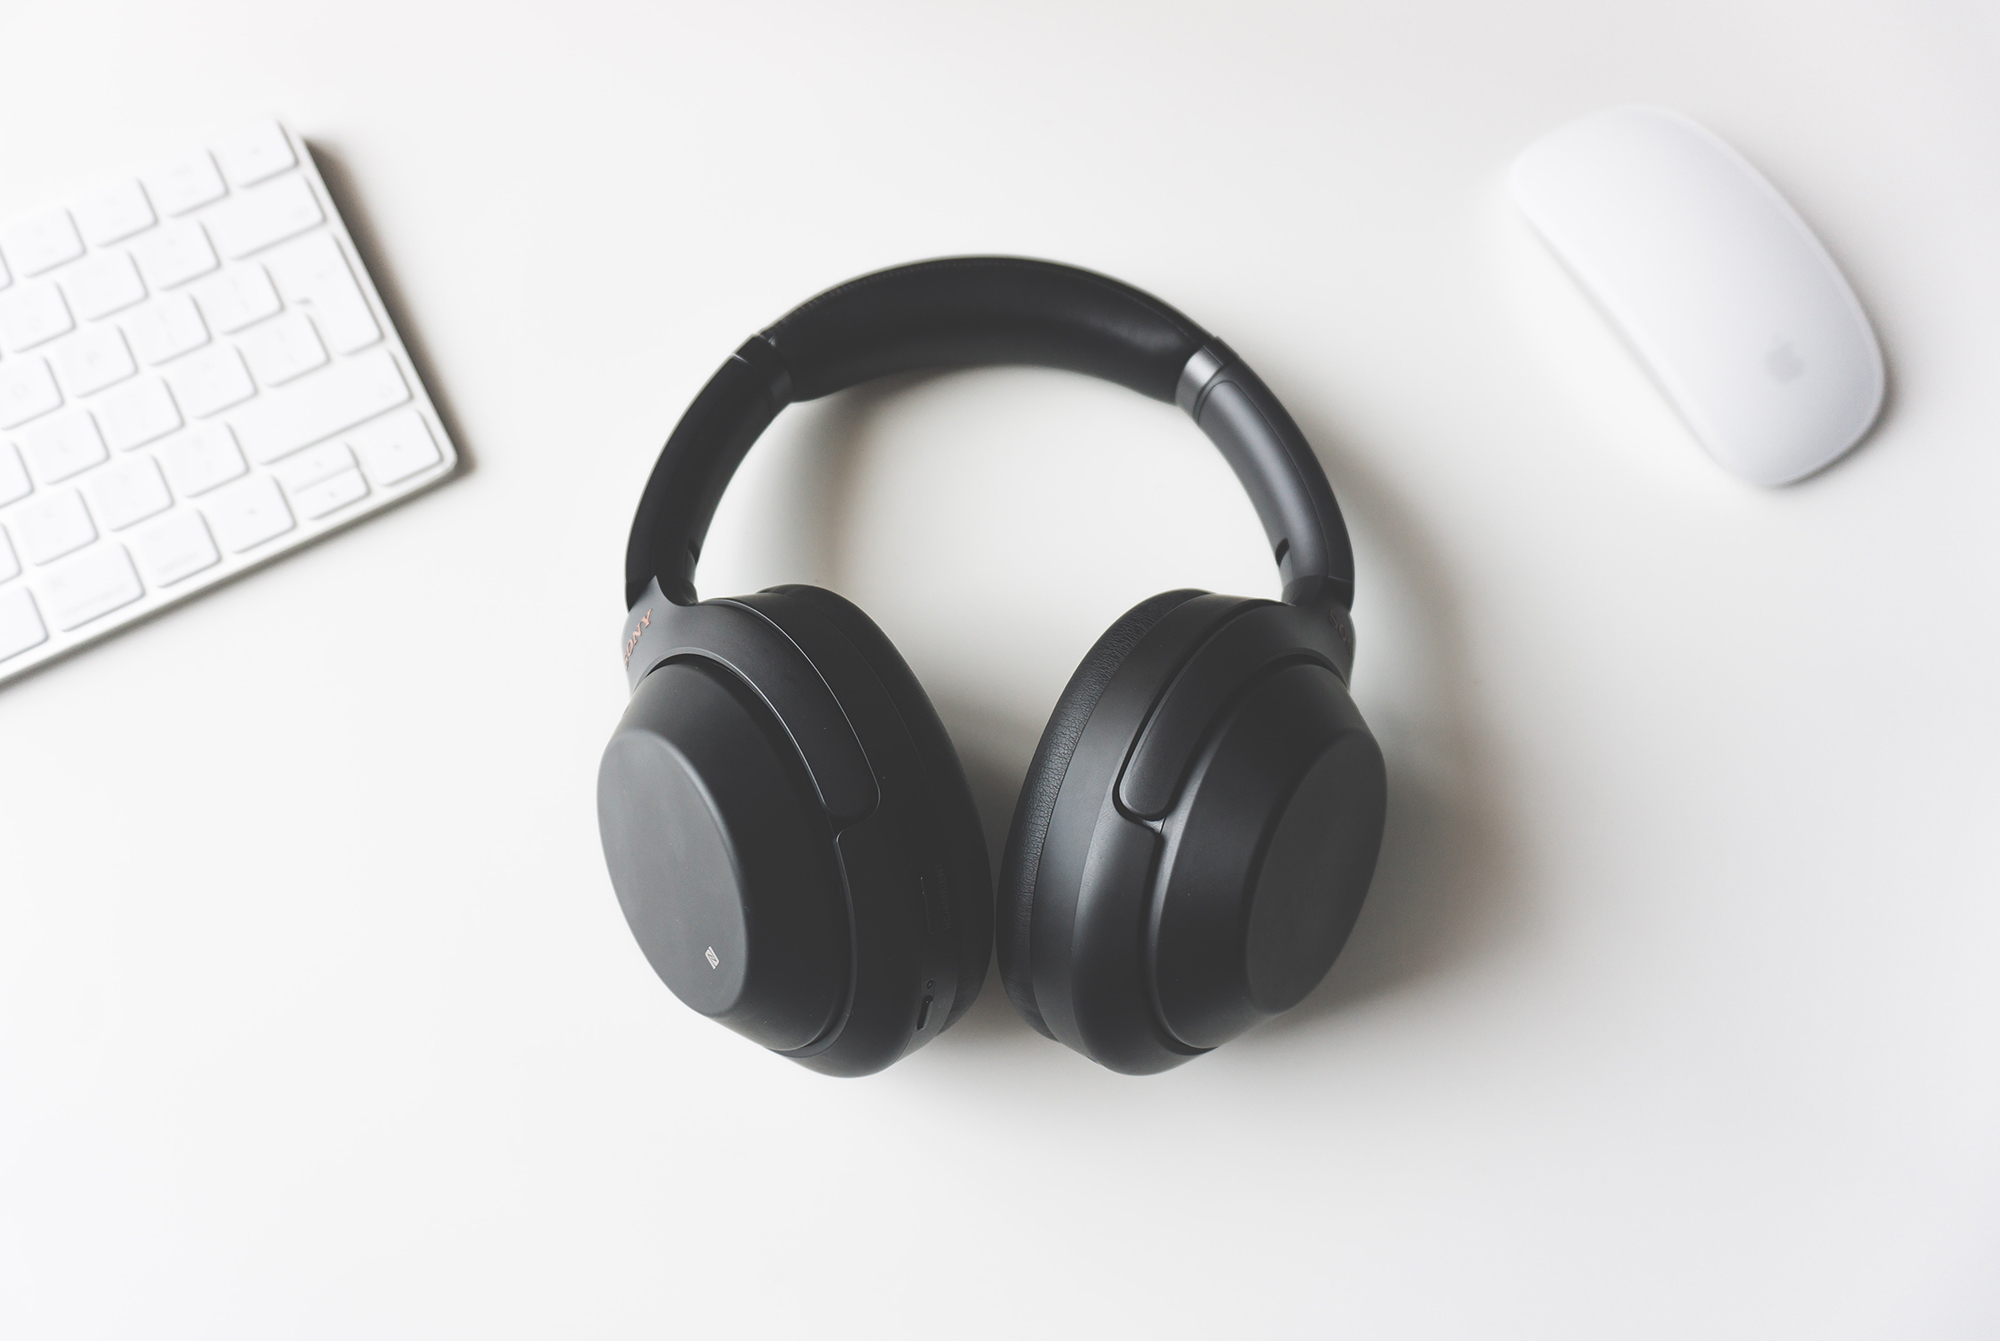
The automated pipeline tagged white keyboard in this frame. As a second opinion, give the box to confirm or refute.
[0,118,457,684]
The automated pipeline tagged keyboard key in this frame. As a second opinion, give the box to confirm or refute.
[16,410,107,484]
[123,292,209,365]
[6,488,96,564]
[273,441,371,519]
[130,508,219,586]
[129,220,219,290]
[0,208,84,277]
[83,455,171,530]
[0,356,61,429]
[348,409,441,486]
[93,376,182,451]
[157,422,245,496]
[143,150,226,217]
[206,176,322,259]
[232,346,407,463]
[73,179,156,246]
[213,119,297,187]
[59,250,148,321]
[202,472,293,552]
[269,438,354,491]
[0,119,456,684]
[48,325,137,398]
[290,467,368,520]
[40,542,143,630]
[190,264,279,334]
[0,586,47,662]
[265,232,379,353]
[0,443,30,506]
[239,310,327,386]
[0,282,75,351]
[164,344,255,418]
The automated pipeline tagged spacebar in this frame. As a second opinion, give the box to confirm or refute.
[231,348,411,464]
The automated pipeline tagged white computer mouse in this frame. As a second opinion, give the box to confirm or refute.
[1510,106,1884,486]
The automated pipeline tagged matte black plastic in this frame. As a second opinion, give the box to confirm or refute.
[603,586,990,1077]
[995,589,1208,1039]
[598,660,850,1051]
[623,258,1354,613]
[626,357,783,606]
[767,256,1203,402]
[1149,661,1387,1050]
[1119,601,1354,819]
[746,587,992,1036]
[618,580,876,825]
[1192,366,1355,609]
[609,257,1389,1079]
[1004,597,1386,1074]
[1010,594,1254,1052]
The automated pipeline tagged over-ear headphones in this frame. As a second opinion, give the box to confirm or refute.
[598,258,1388,1076]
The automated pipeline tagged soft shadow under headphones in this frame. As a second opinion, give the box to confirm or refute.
[598,258,1387,1076]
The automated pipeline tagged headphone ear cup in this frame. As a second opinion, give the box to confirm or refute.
[759,585,993,1032]
[604,587,992,1076]
[1000,592,1385,1073]
[997,589,1205,1037]
[599,656,853,1053]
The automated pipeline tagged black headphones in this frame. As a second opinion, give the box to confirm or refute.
[598,258,1388,1076]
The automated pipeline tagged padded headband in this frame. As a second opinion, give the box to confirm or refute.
[624,257,1355,610]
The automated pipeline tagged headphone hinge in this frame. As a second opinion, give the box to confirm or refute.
[731,334,794,408]
[1174,343,1230,418]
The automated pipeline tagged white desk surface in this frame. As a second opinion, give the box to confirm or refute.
[3,2,1997,1335]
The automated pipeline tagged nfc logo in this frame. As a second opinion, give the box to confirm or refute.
[704,946,720,969]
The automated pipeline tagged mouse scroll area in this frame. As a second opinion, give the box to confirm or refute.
[1510,106,1885,486]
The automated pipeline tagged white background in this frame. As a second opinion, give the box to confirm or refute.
[2,2,1996,1336]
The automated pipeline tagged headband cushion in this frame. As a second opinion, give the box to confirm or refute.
[997,588,1205,1037]
[764,256,1206,403]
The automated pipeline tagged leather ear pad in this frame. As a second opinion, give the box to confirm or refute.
[764,585,992,1029]
[997,589,1206,1037]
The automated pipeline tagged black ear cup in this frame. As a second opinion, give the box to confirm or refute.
[759,584,992,1030]
[998,593,1387,1073]
[599,590,990,1076]
[1144,658,1386,1049]
[997,589,1205,1036]
[599,659,852,1051]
